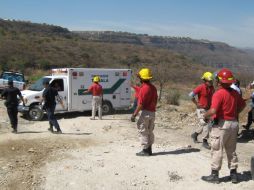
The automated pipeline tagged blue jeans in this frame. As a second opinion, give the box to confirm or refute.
[46,105,61,131]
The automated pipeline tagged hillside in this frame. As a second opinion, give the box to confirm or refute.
[0,19,253,84]
[75,31,254,72]
[0,19,211,84]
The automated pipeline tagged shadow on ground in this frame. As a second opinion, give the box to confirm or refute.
[17,131,46,134]
[152,148,200,156]
[61,132,92,135]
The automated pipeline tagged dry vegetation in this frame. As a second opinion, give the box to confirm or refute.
[0,19,253,86]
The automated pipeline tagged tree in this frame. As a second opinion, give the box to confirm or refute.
[153,61,171,101]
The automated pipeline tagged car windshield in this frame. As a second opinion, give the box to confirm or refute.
[28,77,51,91]
[2,72,25,82]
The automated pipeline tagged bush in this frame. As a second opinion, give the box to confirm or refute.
[165,90,181,106]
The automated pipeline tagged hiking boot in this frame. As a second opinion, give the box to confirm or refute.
[201,170,219,184]
[12,129,17,134]
[191,132,198,143]
[136,149,150,156]
[202,139,211,150]
[55,130,62,134]
[242,125,250,131]
[147,146,152,155]
[48,127,53,133]
[230,169,238,184]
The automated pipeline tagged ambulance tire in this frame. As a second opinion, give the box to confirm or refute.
[102,101,113,115]
[27,105,44,121]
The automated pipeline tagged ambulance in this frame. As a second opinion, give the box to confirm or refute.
[18,68,132,120]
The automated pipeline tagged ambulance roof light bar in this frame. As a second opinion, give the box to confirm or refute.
[51,68,68,76]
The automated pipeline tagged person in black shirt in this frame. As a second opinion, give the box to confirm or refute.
[42,80,64,133]
[1,80,25,133]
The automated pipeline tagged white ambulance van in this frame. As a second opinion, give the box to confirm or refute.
[18,68,131,120]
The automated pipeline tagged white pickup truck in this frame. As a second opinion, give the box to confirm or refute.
[0,71,26,92]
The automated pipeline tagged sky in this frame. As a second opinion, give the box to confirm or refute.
[0,0,254,48]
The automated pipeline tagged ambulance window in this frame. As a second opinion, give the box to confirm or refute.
[50,79,64,91]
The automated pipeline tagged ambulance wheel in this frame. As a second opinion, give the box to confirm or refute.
[27,105,44,121]
[102,101,113,115]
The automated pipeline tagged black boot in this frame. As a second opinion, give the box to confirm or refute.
[230,169,238,184]
[201,170,219,184]
[202,139,211,150]
[191,132,198,143]
[55,130,62,134]
[48,122,53,133]
[136,148,150,156]
[242,125,250,131]
[48,125,53,133]
[12,126,17,134]
[147,146,152,155]
[12,128,17,134]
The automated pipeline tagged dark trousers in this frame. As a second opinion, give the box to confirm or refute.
[45,105,61,131]
[245,108,254,130]
[7,107,18,130]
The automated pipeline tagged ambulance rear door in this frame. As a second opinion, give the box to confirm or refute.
[119,70,131,108]
[69,68,91,111]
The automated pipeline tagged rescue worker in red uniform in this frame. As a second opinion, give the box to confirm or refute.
[131,68,158,156]
[83,76,103,120]
[189,72,215,149]
[202,68,246,184]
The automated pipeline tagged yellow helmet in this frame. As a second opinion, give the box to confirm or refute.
[138,68,153,80]
[201,72,213,81]
[93,76,100,82]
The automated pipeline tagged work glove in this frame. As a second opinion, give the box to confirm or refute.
[131,115,136,122]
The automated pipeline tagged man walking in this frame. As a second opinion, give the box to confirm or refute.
[131,68,158,156]
[1,79,25,133]
[189,72,215,149]
[42,80,64,133]
[83,76,103,120]
[202,68,246,184]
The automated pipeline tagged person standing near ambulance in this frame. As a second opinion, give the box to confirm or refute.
[189,72,215,149]
[42,80,64,133]
[1,79,25,133]
[83,76,103,120]
[202,68,246,184]
[131,68,158,156]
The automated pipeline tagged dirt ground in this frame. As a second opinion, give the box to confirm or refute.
[0,100,253,190]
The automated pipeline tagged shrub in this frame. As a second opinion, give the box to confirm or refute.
[165,90,181,106]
